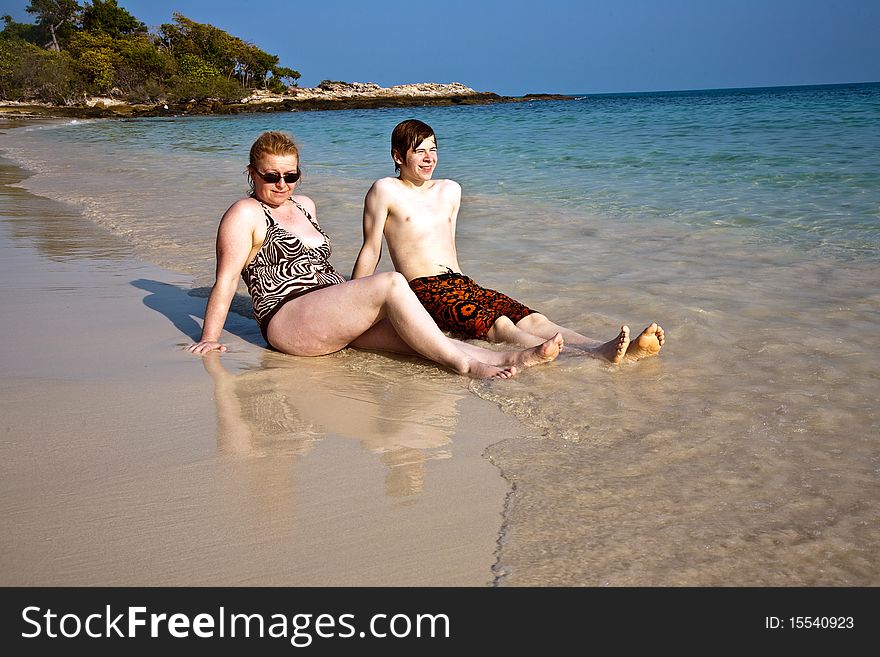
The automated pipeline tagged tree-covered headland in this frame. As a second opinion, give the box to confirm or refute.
[0,0,301,105]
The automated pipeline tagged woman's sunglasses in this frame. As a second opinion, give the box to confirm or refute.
[254,170,301,184]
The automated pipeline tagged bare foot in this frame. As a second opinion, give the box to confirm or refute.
[507,332,564,369]
[468,363,518,379]
[625,322,665,361]
[588,325,631,364]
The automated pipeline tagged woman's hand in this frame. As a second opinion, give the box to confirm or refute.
[187,341,228,355]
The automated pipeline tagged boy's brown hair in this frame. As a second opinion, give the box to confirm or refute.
[391,119,436,173]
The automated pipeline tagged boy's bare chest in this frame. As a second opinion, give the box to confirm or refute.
[391,194,453,228]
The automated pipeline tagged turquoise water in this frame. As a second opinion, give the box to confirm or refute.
[17,83,879,251]
[23,82,879,255]
[3,82,879,585]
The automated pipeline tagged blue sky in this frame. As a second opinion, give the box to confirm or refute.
[4,0,879,95]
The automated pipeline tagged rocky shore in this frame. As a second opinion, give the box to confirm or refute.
[0,81,573,120]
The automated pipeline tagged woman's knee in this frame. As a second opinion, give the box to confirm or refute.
[370,270,405,287]
[360,272,411,309]
[378,271,410,297]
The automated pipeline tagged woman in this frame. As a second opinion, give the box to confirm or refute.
[188,131,564,378]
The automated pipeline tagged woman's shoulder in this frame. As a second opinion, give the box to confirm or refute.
[227,195,263,212]
[220,196,265,228]
[292,193,317,214]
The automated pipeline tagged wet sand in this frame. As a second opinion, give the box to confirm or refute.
[0,144,520,586]
[5,105,877,588]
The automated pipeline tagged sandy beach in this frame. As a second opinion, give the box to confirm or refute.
[0,127,524,586]
[3,85,878,588]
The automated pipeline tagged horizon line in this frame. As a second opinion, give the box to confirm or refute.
[541,79,880,98]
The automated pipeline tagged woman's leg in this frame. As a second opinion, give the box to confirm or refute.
[266,273,529,378]
[352,316,563,370]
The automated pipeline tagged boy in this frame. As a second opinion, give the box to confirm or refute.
[351,119,664,363]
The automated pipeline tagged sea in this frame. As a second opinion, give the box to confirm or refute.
[2,82,878,585]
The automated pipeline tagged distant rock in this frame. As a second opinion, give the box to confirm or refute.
[0,82,574,119]
[240,81,485,104]
[85,96,127,108]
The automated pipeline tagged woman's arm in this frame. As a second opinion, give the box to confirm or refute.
[187,201,258,354]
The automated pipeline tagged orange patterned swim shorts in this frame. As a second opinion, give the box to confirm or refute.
[408,272,535,339]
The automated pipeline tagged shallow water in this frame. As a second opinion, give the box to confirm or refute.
[3,83,878,585]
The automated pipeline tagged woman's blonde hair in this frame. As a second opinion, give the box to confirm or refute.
[249,130,299,166]
[247,131,300,193]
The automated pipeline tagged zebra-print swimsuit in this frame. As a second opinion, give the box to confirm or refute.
[242,198,345,341]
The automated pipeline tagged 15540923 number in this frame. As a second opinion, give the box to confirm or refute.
[790,617,854,629]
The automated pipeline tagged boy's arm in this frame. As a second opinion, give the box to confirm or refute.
[351,182,389,279]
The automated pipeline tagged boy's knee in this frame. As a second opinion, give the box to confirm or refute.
[493,315,516,331]
[516,312,546,330]
[486,315,515,341]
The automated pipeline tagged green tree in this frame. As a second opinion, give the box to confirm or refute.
[65,20,172,99]
[234,42,277,88]
[159,14,233,76]
[0,36,84,102]
[114,35,175,100]
[67,30,119,93]
[77,47,116,90]
[158,13,297,90]
[1,13,45,44]
[272,65,300,89]
[25,0,81,51]
[0,36,21,98]
[3,5,301,104]
[177,52,221,82]
[81,0,146,38]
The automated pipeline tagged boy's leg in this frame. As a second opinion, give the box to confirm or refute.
[486,315,547,347]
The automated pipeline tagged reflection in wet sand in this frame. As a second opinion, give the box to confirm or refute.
[0,158,130,261]
[202,350,464,497]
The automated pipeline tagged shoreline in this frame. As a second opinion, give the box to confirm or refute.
[0,82,574,120]
[5,87,879,587]
[0,123,522,586]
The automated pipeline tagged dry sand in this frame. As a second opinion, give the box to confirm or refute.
[0,140,522,586]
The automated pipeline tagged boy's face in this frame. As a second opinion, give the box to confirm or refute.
[398,136,437,182]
